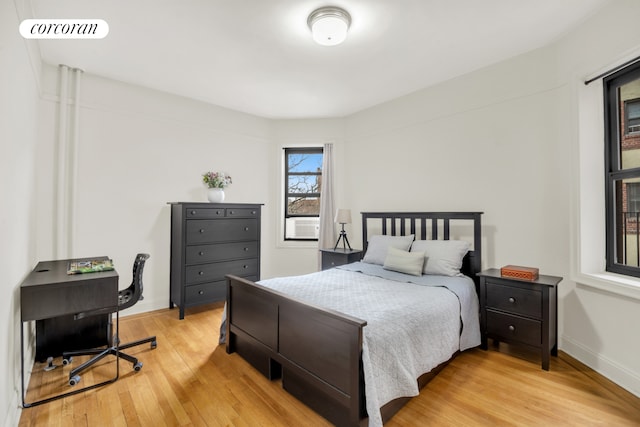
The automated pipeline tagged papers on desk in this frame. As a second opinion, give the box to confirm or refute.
[67,259,115,274]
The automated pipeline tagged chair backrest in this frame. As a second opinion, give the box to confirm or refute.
[119,253,150,310]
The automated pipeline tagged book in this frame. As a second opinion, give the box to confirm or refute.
[67,259,115,275]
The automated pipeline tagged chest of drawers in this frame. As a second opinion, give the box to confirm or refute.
[169,202,262,319]
[478,268,562,370]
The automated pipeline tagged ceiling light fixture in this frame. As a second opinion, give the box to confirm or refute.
[307,6,351,46]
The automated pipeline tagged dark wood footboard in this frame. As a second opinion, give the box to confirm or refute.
[226,274,368,427]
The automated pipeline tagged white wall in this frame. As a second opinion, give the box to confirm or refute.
[267,119,346,276]
[2,1,41,426]
[556,0,640,396]
[35,67,272,315]
[343,0,640,397]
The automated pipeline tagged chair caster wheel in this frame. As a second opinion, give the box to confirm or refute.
[133,361,143,371]
[69,375,81,386]
[62,357,72,365]
[44,356,57,371]
[151,340,157,349]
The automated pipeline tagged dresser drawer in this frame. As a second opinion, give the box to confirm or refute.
[185,275,258,305]
[185,258,259,284]
[486,310,541,347]
[185,280,226,305]
[186,219,258,244]
[186,207,225,219]
[485,282,541,318]
[226,208,260,218]
[186,242,259,264]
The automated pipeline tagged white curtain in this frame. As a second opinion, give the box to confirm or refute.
[318,143,335,268]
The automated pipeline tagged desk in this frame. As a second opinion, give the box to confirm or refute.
[20,257,120,407]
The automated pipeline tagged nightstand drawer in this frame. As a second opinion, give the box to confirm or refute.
[486,310,541,347]
[320,249,363,270]
[486,282,542,318]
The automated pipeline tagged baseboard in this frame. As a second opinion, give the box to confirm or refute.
[4,392,21,427]
[561,336,640,397]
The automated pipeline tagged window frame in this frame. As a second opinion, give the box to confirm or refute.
[283,146,323,241]
[604,60,640,278]
[625,98,640,135]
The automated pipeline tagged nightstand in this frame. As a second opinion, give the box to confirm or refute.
[477,268,562,370]
[320,248,363,270]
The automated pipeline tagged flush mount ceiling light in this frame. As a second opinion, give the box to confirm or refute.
[307,6,351,46]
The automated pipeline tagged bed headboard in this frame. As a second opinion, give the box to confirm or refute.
[361,212,483,288]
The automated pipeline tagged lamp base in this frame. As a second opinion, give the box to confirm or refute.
[333,230,352,251]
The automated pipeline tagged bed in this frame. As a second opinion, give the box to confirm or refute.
[224,211,483,427]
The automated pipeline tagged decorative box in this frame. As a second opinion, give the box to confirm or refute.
[500,265,539,281]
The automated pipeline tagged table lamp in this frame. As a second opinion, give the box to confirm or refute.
[333,209,352,250]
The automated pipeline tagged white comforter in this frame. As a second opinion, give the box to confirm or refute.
[253,262,481,427]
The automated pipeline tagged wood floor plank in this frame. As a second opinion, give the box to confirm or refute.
[19,303,640,426]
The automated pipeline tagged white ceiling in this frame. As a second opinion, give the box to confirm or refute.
[30,0,609,119]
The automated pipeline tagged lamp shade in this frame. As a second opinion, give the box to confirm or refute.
[307,6,351,46]
[334,209,352,224]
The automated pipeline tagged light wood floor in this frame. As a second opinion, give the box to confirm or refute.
[19,302,640,426]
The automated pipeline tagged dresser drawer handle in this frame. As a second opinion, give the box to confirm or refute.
[198,271,204,276]
[508,297,515,304]
[508,325,515,332]
[243,247,249,251]
[198,290,204,295]
[229,210,234,215]
[199,251,204,256]
[244,227,249,231]
[251,210,256,215]
[199,229,205,233]
[190,210,196,215]
[243,265,248,269]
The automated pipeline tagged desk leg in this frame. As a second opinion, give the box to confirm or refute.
[21,310,120,408]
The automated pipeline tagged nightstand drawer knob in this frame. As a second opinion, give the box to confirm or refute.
[199,290,204,295]
[508,325,516,332]
[508,297,515,304]
[199,251,204,256]
[199,271,204,276]
[199,229,205,233]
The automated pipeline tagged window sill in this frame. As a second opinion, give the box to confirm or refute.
[276,239,319,250]
[573,271,640,301]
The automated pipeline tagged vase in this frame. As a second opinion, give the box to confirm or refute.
[207,188,225,203]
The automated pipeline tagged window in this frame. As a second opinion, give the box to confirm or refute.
[284,147,323,240]
[604,61,640,276]
[626,98,640,134]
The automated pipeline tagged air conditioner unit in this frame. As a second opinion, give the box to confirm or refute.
[286,217,320,239]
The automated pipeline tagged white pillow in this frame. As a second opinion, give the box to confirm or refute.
[362,234,415,265]
[410,239,470,276]
[383,247,425,276]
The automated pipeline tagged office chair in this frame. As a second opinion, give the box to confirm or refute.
[62,253,157,386]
